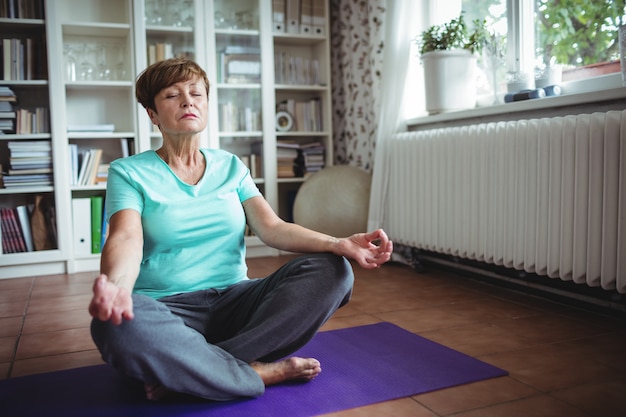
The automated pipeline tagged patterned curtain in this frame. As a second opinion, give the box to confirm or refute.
[330,0,387,172]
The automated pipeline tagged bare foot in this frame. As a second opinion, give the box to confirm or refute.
[250,357,321,386]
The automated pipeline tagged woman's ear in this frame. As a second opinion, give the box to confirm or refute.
[146,108,160,127]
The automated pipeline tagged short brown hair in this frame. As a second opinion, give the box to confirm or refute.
[135,58,210,112]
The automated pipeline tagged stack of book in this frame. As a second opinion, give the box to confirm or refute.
[3,140,53,188]
[275,140,325,178]
[0,86,16,133]
[300,142,325,175]
[0,100,15,133]
[218,45,261,84]
[276,141,300,178]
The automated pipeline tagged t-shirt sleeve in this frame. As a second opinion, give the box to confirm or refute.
[105,160,144,221]
[236,157,262,203]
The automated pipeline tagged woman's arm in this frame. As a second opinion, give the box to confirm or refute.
[99,209,144,290]
[243,196,393,269]
[89,209,144,324]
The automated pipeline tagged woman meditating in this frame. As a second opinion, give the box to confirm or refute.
[89,57,393,401]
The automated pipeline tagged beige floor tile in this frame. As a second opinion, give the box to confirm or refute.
[483,342,621,392]
[26,293,92,315]
[451,394,591,417]
[15,327,95,360]
[320,397,438,417]
[22,308,93,334]
[414,377,539,415]
[0,336,16,362]
[0,316,23,338]
[551,377,626,417]
[11,349,105,378]
[0,300,27,319]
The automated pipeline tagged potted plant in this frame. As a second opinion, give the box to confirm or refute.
[416,14,488,114]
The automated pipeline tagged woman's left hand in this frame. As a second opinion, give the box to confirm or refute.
[335,229,393,269]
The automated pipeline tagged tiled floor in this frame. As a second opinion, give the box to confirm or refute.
[1,255,625,416]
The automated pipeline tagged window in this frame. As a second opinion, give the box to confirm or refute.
[405,0,626,119]
[461,0,625,89]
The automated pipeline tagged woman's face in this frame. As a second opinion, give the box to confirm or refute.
[148,77,208,136]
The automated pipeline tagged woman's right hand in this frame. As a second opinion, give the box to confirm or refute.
[88,274,134,325]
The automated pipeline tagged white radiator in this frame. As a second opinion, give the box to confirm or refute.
[385,110,626,294]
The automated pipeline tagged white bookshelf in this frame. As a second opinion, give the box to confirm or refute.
[0,0,333,278]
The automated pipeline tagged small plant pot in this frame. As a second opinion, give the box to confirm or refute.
[421,49,477,115]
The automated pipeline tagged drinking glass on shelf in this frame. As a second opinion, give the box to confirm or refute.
[96,44,112,81]
[63,43,77,82]
[165,1,183,26]
[78,43,94,81]
[182,0,194,27]
[145,0,162,25]
[114,44,127,81]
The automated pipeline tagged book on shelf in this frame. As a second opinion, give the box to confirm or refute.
[0,101,15,120]
[95,163,109,184]
[75,148,103,186]
[1,173,53,187]
[219,103,261,132]
[300,0,312,34]
[15,107,49,134]
[0,207,25,253]
[70,196,106,256]
[0,0,45,19]
[241,144,264,179]
[218,46,261,84]
[1,37,37,81]
[0,204,36,253]
[273,0,324,35]
[274,52,320,85]
[90,196,104,254]
[70,139,130,186]
[0,110,16,118]
[312,0,326,35]
[67,124,115,133]
[276,139,325,177]
[277,99,322,132]
[3,140,53,187]
[0,86,17,101]
[286,0,300,34]
[147,42,174,66]
[272,0,286,32]
[86,149,103,185]
[15,205,33,252]
[71,198,91,256]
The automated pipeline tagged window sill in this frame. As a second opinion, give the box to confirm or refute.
[407,73,626,130]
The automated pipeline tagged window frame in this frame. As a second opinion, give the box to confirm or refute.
[507,0,624,95]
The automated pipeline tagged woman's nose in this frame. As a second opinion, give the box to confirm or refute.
[181,93,194,106]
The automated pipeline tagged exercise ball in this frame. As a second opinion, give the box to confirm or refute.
[293,165,371,237]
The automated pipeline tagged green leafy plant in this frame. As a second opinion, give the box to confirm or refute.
[417,13,488,55]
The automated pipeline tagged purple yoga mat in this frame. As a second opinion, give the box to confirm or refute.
[0,322,507,417]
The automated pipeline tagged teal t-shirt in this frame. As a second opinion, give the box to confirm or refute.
[105,148,261,299]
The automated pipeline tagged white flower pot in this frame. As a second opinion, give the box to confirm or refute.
[421,50,477,115]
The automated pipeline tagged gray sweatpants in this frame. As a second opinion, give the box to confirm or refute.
[90,253,354,401]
